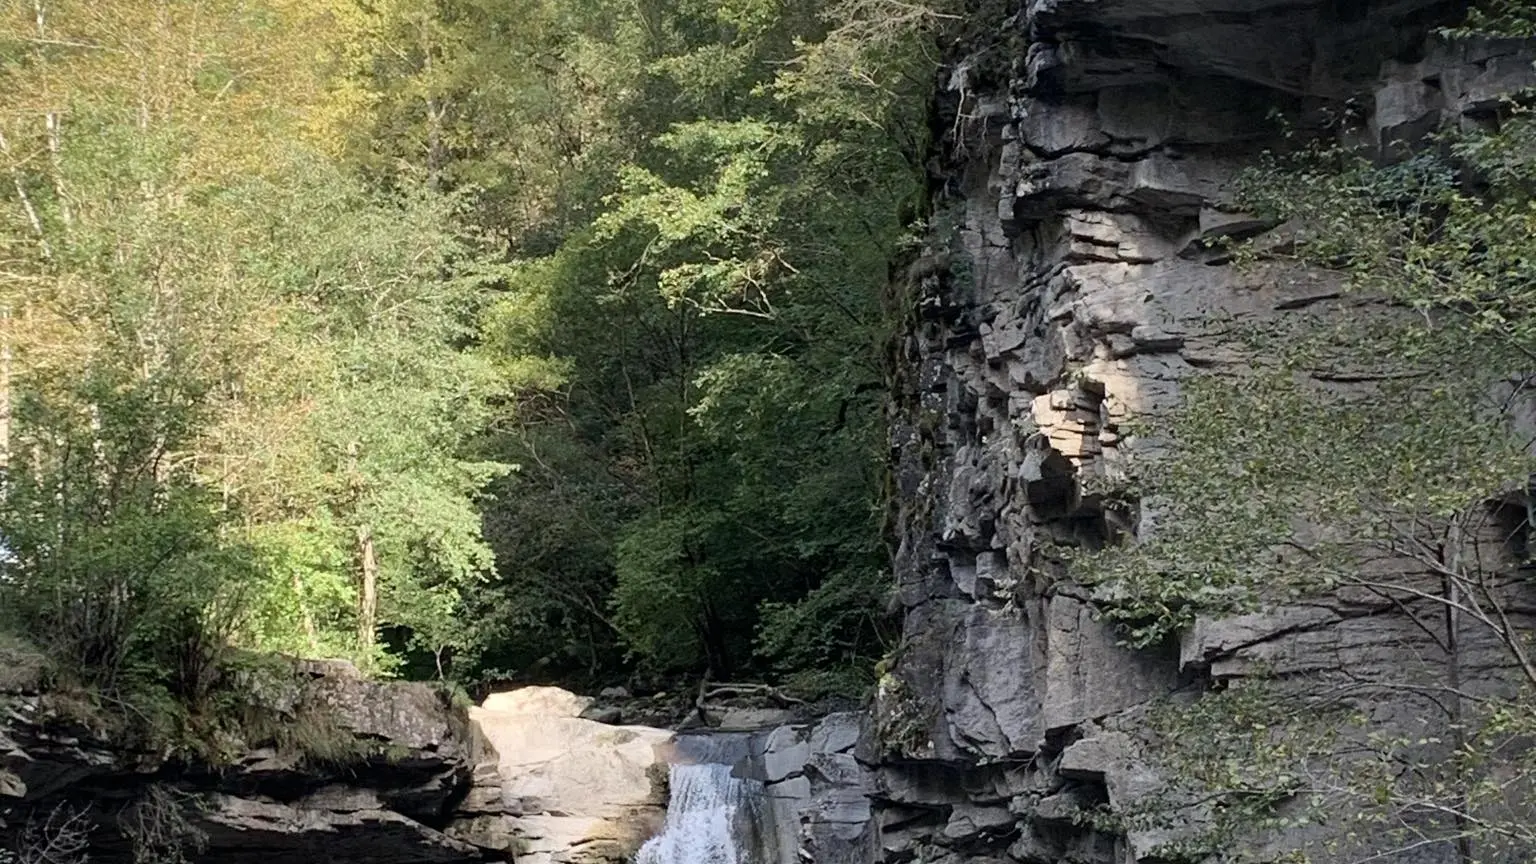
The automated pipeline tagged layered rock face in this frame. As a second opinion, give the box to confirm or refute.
[740,713,875,864]
[0,660,491,863]
[0,676,687,864]
[879,2,1536,863]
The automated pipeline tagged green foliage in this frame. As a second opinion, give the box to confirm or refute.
[1071,320,1530,647]
[0,0,997,700]
[1076,54,1536,647]
[0,3,508,704]
[1121,682,1346,861]
[418,0,991,686]
[611,510,722,671]
[240,518,362,662]
[467,424,626,683]
[756,567,891,696]
[1446,0,1536,38]
[1131,679,1536,864]
[1233,111,1536,355]
[0,314,256,704]
[1073,9,1536,861]
[872,672,936,757]
[276,180,509,665]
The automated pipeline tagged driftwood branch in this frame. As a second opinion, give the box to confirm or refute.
[702,682,808,706]
[672,679,809,731]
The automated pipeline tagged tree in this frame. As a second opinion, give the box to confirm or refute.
[379,0,946,689]
[1068,10,1536,861]
[219,163,507,672]
[0,0,506,685]
[0,0,976,697]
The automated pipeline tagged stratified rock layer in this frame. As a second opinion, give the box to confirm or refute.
[878,2,1536,863]
[0,676,687,864]
[0,659,491,863]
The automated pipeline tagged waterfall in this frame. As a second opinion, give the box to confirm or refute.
[635,734,773,864]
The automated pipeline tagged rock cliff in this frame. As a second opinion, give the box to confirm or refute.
[0,676,689,864]
[0,659,492,863]
[875,1,1536,863]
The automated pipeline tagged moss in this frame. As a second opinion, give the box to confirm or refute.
[105,652,375,770]
[377,743,414,764]
[0,632,51,694]
[272,704,368,768]
[430,679,475,712]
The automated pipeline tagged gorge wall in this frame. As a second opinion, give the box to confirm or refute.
[869,1,1536,863]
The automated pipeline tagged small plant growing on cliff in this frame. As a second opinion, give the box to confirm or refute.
[873,673,936,757]
[1446,0,1536,37]
[1078,8,1536,862]
[119,785,208,864]
[1068,318,1530,648]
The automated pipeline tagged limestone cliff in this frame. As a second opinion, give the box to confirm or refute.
[872,2,1536,863]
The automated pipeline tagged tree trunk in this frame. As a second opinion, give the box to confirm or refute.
[1444,518,1473,864]
[357,524,378,657]
[420,20,444,191]
[700,600,731,679]
[0,128,49,258]
[1,307,11,474]
[292,570,320,655]
[35,1,69,230]
[45,113,68,228]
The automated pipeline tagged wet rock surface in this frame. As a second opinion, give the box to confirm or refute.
[679,713,875,864]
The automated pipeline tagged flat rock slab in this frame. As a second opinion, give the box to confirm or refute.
[461,687,672,864]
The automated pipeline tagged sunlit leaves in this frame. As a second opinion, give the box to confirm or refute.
[0,0,509,682]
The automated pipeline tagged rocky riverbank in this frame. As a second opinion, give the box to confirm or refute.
[0,658,488,863]
[0,666,870,864]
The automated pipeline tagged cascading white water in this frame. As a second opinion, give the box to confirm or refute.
[635,734,772,864]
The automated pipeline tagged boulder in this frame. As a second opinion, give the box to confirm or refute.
[460,687,671,864]
[480,686,591,718]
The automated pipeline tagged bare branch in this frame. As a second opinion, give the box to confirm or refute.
[0,128,50,260]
